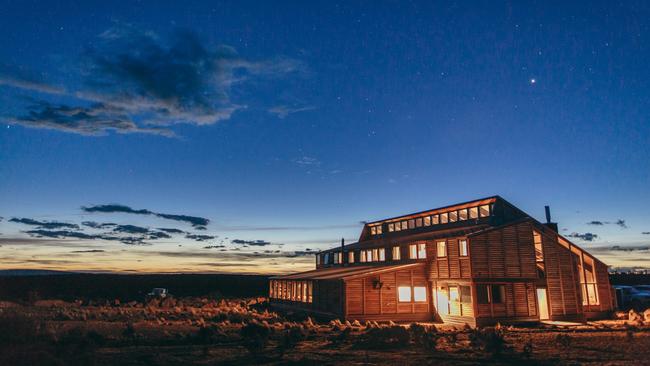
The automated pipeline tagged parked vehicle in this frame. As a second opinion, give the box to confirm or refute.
[146,288,169,300]
[614,285,650,310]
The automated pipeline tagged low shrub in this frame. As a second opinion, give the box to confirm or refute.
[240,321,270,354]
[555,333,571,349]
[360,325,410,349]
[469,327,507,357]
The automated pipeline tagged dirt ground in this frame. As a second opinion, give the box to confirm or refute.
[1,298,649,365]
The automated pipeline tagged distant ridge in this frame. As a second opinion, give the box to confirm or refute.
[0,269,75,276]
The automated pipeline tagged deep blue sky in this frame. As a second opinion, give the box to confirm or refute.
[1,1,649,273]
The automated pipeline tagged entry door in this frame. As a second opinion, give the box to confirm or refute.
[449,286,460,316]
[536,288,549,320]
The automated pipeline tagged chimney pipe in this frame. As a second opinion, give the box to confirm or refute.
[341,238,345,266]
[544,205,551,224]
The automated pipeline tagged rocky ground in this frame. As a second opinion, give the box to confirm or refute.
[1,298,649,365]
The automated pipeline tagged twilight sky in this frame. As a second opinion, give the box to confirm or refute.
[1,1,649,274]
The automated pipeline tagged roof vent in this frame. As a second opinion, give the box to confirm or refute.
[544,205,558,232]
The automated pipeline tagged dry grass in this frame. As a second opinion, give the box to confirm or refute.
[0,298,649,365]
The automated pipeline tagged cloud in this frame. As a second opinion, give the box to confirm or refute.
[3,25,304,137]
[293,156,321,167]
[24,230,98,240]
[0,64,66,95]
[203,245,226,249]
[81,221,117,229]
[7,100,175,137]
[70,249,106,253]
[642,232,650,235]
[10,217,79,230]
[112,224,150,234]
[586,221,605,226]
[566,232,598,242]
[231,239,273,246]
[609,245,650,252]
[157,228,185,234]
[186,234,216,242]
[268,105,315,119]
[82,204,209,227]
[615,219,628,229]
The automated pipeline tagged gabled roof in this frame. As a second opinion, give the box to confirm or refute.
[270,262,424,281]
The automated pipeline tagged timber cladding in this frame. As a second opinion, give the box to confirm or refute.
[345,265,431,321]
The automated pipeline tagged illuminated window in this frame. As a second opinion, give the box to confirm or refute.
[409,244,417,259]
[533,231,544,263]
[469,207,478,219]
[307,281,313,303]
[388,223,394,232]
[413,286,426,302]
[392,246,401,260]
[424,216,431,226]
[333,251,339,264]
[378,248,386,261]
[436,241,447,257]
[432,215,439,224]
[417,243,427,258]
[297,282,303,302]
[440,212,448,224]
[377,225,382,234]
[459,240,468,256]
[449,211,458,222]
[366,249,374,262]
[372,249,378,262]
[348,251,355,264]
[437,287,449,315]
[459,209,468,221]
[398,286,411,302]
[416,217,423,227]
[479,205,490,217]
[360,250,367,262]
[370,226,376,235]
[581,255,599,305]
[394,222,401,232]
[408,219,415,229]
[401,221,408,230]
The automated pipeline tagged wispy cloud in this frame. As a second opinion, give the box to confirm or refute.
[10,217,79,230]
[82,204,209,227]
[566,232,598,242]
[585,219,628,229]
[231,239,273,246]
[268,105,315,119]
[3,25,304,137]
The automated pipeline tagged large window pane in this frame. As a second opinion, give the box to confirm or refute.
[398,286,412,302]
[459,240,468,256]
[414,286,426,302]
[436,241,447,257]
[392,246,401,260]
[418,243,427,258]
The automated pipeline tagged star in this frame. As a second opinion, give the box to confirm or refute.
[530,78,537,84]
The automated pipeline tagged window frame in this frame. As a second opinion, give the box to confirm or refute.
[459,239,468,257]
[398,286,412,302]
[436,240,447,258]
[392,246,401,260]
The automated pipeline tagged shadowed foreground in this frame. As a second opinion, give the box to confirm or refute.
[1,297,649,366]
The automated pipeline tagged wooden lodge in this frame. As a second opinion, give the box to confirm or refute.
[269,196,615,326]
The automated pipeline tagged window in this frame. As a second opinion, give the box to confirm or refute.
[398,286,412,302]
[533,231,544,262]
[449,211,458,222]
[372,249,378,262]
[388,223,394,232]
[479,204,490,217]
[460,286,471,304]
[436,240,447,257]
[449,286,460,315]
[401,221,408,230]
[392,246,401,260]
[394,222,401,232]
[469,207,478,219]
[477,285,489,304]
[416,217,423,227]
[333,252,339,264]
[408,219,415,229]
[440,212,448,224]
[366,249,374,262]
[409,244,417,259]
[459,240,468,256]
[491,285,505,304]
[424,216,431,226]
[414,286,427,302]
[459,209,468,221]
[417,243,427,258]
[432,215,439,224]
[307,281,313,303]
[437,287,449,315]
[378,248,386,261]
[348,251,355,264]
[581,255,599,305]
[323,253,330,264]
[370,226,376,235]
[376,225,382,234]
[360,250,367,263]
